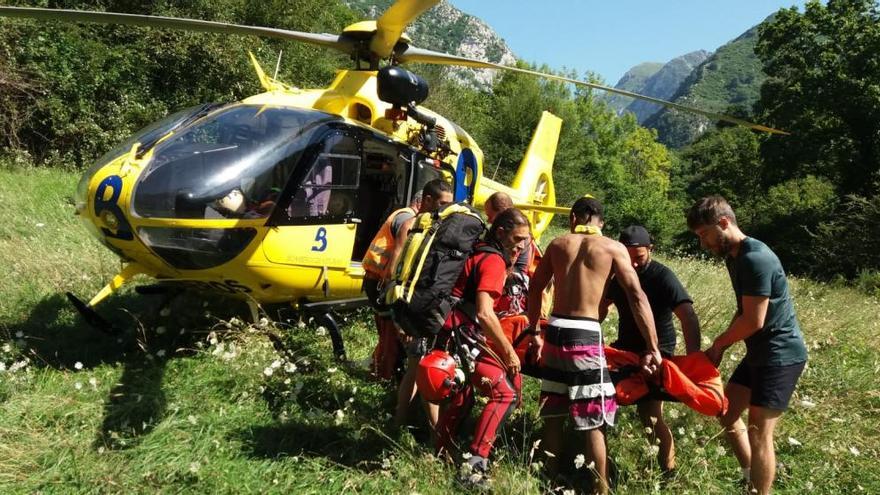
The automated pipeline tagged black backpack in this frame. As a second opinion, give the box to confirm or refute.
[385,203,488,338]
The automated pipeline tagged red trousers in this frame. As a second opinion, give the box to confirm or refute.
[371,313,402,381]
[436,354,522,458]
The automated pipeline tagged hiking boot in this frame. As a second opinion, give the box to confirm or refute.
[458,455,491,490]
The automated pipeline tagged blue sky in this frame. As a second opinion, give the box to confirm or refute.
[450,0,808,85]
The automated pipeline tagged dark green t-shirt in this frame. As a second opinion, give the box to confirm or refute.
[607,260,692,356]
[726,237,808,366]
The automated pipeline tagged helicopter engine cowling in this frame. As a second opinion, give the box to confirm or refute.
[376,66,428,107]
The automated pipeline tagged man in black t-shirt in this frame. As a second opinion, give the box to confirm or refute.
[600,225,702,474]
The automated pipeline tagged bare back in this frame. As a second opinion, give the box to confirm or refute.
[544,233,626,319]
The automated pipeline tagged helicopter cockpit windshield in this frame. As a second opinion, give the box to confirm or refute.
[132,105,340,220]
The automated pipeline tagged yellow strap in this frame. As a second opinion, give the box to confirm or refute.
[574,225,602,236]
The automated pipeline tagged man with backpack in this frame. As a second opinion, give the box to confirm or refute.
[389,179,454,430]
[527,196,661,494]
[362,193,421,381]
[433,208,533,479]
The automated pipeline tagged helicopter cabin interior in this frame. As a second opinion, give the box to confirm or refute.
[128,104,457,271]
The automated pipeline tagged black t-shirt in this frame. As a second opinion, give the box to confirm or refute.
[607,260,692,356]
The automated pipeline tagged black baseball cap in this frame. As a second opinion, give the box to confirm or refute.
[619,225,652,247]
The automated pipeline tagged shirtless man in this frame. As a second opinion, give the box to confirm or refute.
[527,196,662,494]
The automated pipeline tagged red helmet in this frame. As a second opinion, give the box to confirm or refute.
[417,350,461,402]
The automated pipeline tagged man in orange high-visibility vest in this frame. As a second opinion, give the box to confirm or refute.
[362,194,421,381]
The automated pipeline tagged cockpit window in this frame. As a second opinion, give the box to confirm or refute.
[132,105,339,220]
[76,103,216,211]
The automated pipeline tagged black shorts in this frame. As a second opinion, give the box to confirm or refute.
[729,359,806,411]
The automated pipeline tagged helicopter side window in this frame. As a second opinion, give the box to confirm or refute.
[286,132,361,221]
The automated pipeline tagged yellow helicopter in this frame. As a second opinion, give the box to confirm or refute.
[0,1,784,358]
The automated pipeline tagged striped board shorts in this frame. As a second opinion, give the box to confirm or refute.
[539,314,617,430]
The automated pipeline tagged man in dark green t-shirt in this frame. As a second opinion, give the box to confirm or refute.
[600,225,701,474]
[687,196,807,495]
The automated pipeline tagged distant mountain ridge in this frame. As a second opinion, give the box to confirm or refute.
[623,50,711,123]
[343,0,515,87]
[604,62,663,114]
[644,23,768,147]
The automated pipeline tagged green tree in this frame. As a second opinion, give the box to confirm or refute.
[0,0,355,166]
[755,0,880,196]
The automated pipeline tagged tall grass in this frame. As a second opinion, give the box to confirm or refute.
[1,167,878,493]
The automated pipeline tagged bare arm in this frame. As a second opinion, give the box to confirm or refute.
[384,216,415,281]
[477,290,520,376]
[611,243,661,365]
[714,296,767,349]
[672,302,701,354]
[527,243,554,329]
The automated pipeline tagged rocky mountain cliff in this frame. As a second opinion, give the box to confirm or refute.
[343,0,516,87]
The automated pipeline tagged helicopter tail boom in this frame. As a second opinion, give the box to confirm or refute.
[476,111,562,239]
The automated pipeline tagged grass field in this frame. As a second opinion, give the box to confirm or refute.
[1,166,878,494]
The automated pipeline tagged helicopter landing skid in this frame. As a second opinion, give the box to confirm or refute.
[301,297,369,362]
[66,292,119,335]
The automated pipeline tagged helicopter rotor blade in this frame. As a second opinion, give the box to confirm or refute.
[0,6,352,54]
[399,47,788,135]
[370,0,439,58]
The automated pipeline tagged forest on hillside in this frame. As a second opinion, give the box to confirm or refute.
[1,0,878,290]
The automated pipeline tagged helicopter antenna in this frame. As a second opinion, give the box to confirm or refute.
[491,157,501,181]
[273,50,283,80]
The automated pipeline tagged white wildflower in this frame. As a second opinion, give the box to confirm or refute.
[806,481,814,490]
[381,457,393,469]
[73,361,84,370]
[259,317,269,328]
[677,427,686,436]
[2,343,11,352]
[563,490,576,495]
[35,222,45,228]
[461,452,472,460]
[334,409,345,425]
[263,367,274,377]
[284,362,297,373]
[189,461,200,473]
[88,377,98,388]
[74,382,83,390]
[574,454,585,469]
[271,359,283,369]
[850,446,861,456]
[315,326,328,336]
[788,437,802,447]
[187,415,198,425]
[327,366,338,373]
[9,359,29,372]
[0,363,6,372]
